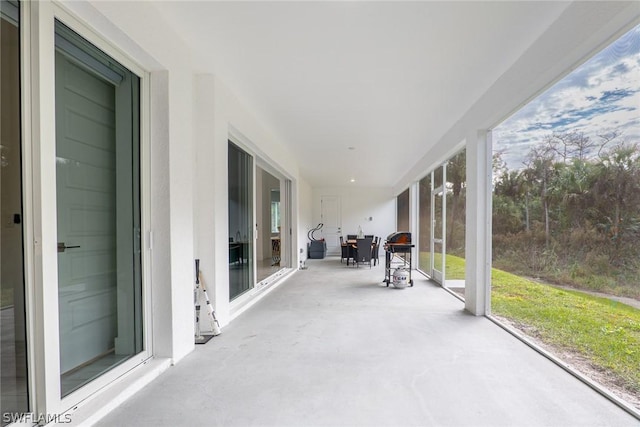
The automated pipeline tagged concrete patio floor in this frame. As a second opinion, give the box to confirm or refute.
[96,257,639,426]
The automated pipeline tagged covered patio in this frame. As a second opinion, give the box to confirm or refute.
[2,1,640,425]
[96,258,637,426]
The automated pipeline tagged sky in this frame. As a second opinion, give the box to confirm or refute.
[493,24,640,171]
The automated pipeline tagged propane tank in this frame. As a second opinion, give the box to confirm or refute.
[392,268,409,289]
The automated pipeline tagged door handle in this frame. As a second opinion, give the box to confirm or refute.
[58,242,81,253]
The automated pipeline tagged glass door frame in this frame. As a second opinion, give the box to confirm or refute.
[280,179,293,270]
[228,130,295,310]
[417,174,432,275]
[254,161,292,287]
[228,139,255,302]
[228,135,257,308]
[24,2,153,417]
[430,164,446,285]
[416,166,447,284]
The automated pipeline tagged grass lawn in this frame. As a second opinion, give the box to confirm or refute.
[492,268,640,396]
[418,252,466,280]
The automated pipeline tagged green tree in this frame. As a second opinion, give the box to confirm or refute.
[548,159,597,230]
[593,142,640,255]
[525,145,556,246]
[447,150,466,250]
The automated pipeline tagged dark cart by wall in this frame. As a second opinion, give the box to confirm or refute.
[308,240,327,259]
[307,223,327,259]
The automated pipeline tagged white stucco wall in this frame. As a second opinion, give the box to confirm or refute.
[297,178,313,265]
[65,1,304,361]
[194,74,302,326]
[312,187,396,244]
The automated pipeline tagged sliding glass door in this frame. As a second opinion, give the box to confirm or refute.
[1,1,29,421]
[432,165,445,284]
[55,20,143,396]
[444,149,466,296]
[228,141,254,300]
[418,150,467,295]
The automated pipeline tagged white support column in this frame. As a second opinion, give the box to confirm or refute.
[149,70,174,358]
[211,78,232,326]
[194,74,221,324]
[464,130,492,316]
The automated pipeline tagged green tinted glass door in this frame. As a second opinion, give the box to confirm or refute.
[228,142,254,300]
[55,21,142,396]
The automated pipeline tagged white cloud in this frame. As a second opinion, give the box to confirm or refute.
[495,25,640,170]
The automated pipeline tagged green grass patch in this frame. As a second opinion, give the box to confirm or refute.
[556,268,640,300]
[492,251,640,300]
[492,268,640,395]
[418,252,466,280]
[444,254,466,280]
[1,287,14,308]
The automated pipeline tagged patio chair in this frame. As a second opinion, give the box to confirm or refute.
[353,237,373,268]
[340,236,349,263]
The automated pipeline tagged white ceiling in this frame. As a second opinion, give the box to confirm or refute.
[151,1,574,188]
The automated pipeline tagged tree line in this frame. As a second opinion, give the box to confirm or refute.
[492,131,639,295]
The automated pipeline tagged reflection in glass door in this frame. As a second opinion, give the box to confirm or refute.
[228,142,254,300]
[55,21,143,396]
[256,166,282,283]
[1,0,29,421]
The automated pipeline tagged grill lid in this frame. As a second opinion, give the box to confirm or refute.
[386,232,411,244]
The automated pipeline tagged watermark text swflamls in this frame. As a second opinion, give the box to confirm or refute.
[2,412,72,425]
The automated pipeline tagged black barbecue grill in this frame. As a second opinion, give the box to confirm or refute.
[383,232,414,287]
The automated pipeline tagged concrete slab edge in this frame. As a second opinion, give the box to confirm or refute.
[487,315,640,421]
[55,358,172,427]
[230,268,297,322]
